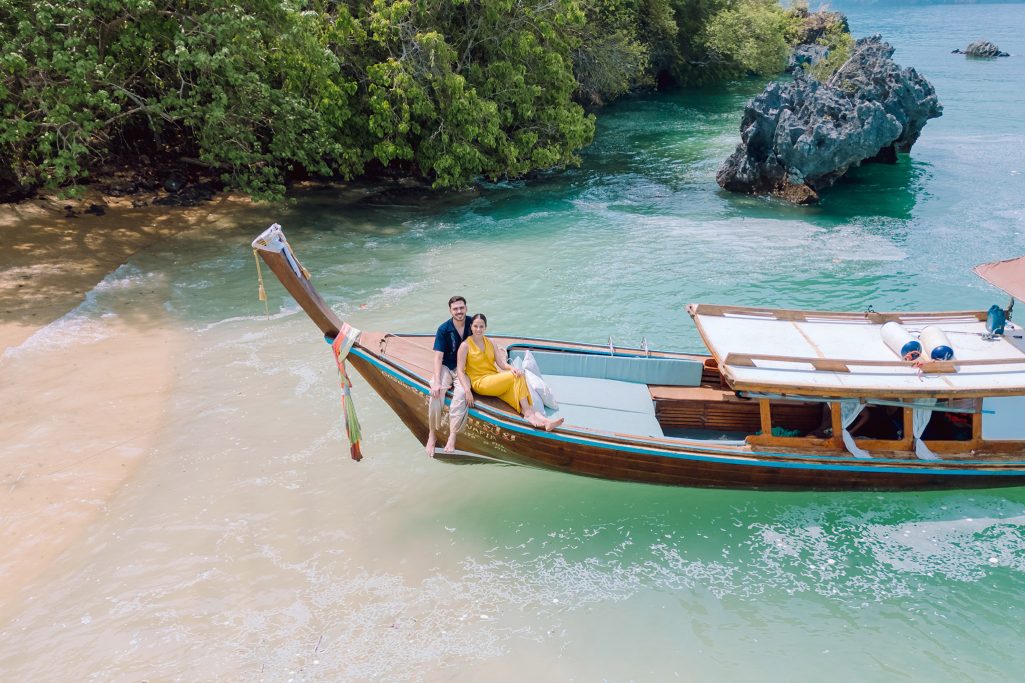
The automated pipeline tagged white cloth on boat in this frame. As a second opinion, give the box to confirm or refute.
[513,351,559,409]
[839,400,871,459]
[428,366,468,433]
[913,398,940,460]
[526,370,557,409]
[252,223,305,279]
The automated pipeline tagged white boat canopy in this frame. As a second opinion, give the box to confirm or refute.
[687,304,1025,398]
[974,255,1025,303]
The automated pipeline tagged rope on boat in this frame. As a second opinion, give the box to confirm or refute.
[332,323,364,461]
[252,249,269,318]
[279,231,312,280]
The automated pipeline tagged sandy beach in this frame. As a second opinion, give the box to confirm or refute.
[0,196,251,616]
[1,199,193,350]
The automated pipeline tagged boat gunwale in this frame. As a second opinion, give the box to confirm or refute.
[352,346,1025,473]
[254,226,1025,484]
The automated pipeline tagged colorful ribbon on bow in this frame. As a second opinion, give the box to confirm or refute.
[331,323,363,461]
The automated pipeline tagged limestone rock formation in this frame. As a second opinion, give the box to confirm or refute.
[717,36,942,204]
[793,8,849,45]
[952,41,1009,58]
[788,43,830,73]
[787,9,850,72]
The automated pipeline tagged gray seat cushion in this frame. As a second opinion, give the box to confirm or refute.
[509,349,702,387]
[542,375,663,437]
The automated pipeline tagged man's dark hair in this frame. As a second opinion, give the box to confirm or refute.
[448,296,467,307]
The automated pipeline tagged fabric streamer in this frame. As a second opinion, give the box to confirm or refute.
[913,398,940,460]
[839,400,871,459]
[332,323,364,461]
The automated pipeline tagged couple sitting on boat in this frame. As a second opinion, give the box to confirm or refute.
[427,296,563,455]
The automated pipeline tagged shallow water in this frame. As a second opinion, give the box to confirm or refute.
[3,3,1025,680]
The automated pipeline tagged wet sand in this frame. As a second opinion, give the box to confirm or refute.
[0,196,250,615]
[1,199,204,350]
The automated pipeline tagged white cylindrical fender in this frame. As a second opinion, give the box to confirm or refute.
[920,325,955,360]
[880,321,922,360]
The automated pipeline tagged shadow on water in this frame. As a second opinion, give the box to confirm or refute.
[281,183,477,235]
[818,155,933,223]
[711,154,930,231]
[432,452,516,466]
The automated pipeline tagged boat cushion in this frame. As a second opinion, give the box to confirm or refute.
[541,375,664,437]
[509,349,702,387]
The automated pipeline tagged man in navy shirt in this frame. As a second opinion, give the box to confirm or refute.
[427,295,470,455]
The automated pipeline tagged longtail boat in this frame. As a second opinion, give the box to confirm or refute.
[253,224,1025,490]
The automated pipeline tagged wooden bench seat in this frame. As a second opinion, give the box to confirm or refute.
[650,385,821,433]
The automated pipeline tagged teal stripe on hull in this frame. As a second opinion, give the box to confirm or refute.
[352,348,1025,477]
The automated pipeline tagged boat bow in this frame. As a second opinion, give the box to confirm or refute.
[251,225,1025,490]
[252,223,344,340]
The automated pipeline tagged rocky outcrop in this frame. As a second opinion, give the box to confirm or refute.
[787,9,850,72]
[717,36,942,204]
[792,8,849,45]
[952,41,1009,58]
[788,43,830,73]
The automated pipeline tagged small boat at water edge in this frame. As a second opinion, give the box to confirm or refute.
[253,224,1025,491]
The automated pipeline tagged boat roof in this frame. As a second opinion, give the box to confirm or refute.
[688,304,1025,398]
[974,255,1025,303]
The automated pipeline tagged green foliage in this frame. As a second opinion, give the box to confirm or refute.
[572,0,676,103]
[0,0,804,198]
[356,0,595,187]
[805,23,855,83]
[0,0,363,197]
[703,0,803,77]
[573,28,649,104]
[1,0,598,196]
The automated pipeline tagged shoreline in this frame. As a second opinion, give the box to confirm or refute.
[0,197,254,617]
[0,193,256,351]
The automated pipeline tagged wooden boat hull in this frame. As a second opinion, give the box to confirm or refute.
[252,224,1025,491]
[349,348,1025,491]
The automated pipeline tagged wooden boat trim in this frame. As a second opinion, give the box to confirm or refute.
[687,303,988,323]
[253,225,1025,489]
[253,225,343,339]
[359,343,760,454]
[724,351,952,372]
[353,346,1025,472]
[377,333,692,364]
[724,352,1025,372]
[724,380,1025,400]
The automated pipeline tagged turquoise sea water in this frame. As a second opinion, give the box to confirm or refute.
[3,3,1025,680]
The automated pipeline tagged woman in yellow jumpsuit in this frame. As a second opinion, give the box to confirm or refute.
[456,314,564,431]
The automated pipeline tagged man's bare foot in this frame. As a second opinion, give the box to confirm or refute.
[545,417,564,432]
[425,432,437,456]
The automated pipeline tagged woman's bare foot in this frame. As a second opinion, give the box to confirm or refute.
[527,413,546,428]
[544,417,564,432]
[443,434,457,453]
[425,432,437,456]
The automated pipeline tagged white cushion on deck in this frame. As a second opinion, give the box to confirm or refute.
[509,349,703,387]
[542,375,663,437]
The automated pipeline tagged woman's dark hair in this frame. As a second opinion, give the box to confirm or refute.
[470,313,487,327]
